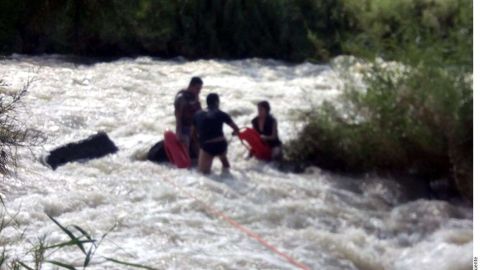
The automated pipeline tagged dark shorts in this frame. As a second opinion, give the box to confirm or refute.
[201,141,227,157]
[266,139,282,148]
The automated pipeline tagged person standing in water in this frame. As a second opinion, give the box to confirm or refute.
[193,93,240,174]
[251,101,283,160]
[174,77,203,159]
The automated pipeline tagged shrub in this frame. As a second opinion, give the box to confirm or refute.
[0,80,42,175]
[285,0,472,200]
[286,57,472,200]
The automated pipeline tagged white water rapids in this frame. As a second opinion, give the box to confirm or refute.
[0,55,473,270]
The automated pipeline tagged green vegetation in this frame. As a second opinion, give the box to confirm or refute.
[0,80,42,175]
[0,207,155,269]
[286,0,472,201]
[0,0,468,62]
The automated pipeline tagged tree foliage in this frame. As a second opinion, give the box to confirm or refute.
[0,0,469,62]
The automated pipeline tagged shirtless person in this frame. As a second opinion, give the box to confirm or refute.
[174,77,203,159]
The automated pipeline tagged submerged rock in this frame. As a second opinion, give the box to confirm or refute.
[44,132,118,170]
[146,140,169,163]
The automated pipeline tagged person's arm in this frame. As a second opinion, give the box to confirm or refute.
[225,113,240,135]
[251,117,259,133]
[228,120,240,136]
[191,124,198,140]
[175,98,185,141]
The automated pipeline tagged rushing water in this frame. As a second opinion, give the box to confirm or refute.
[0,55,473,270]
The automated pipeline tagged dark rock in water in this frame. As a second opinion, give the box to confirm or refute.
[147,140,169,163]
[45,132,118,170]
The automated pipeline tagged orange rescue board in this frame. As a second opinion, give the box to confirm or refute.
[164,131,191,168]
[238,128,272,160]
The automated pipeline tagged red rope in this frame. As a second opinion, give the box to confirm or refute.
[162,177,311,270]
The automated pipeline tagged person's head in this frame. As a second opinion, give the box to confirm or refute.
[188,76,203,95]
[257,101,270,118]
[206,93,220,109]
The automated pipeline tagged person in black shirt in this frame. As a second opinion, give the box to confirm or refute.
[251,101,283,160]
[193,93,240,174]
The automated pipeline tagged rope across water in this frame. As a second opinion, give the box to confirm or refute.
[161,176,310,270]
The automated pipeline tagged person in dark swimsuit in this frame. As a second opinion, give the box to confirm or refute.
[193,93,240,174]
[174,77,202,159]
[251,101,283,160]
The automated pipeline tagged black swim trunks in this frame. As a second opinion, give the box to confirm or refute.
[201,141,228,156]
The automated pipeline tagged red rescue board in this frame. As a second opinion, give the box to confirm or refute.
[238,128,272,160]
[164,130,191,168]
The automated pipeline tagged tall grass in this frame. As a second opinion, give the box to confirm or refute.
[0,207,156,270]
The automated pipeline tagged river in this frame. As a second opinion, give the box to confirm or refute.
[0,55,473,269]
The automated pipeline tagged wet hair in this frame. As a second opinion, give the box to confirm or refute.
[257,101,271,114]
[207,93,220,109]
[189,76,203,87]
